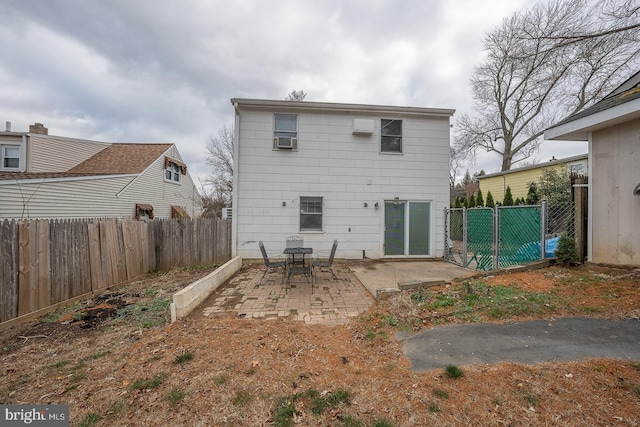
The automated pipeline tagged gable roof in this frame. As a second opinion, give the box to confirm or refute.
[68,143,172,174]
[545,70,640,140]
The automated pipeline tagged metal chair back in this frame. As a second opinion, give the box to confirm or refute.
[327,239,338,264]
[286,235,304,249]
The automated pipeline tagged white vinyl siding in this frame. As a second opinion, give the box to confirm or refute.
[28,135,109,173]
[234,106,451,259]
[0,145,203,220]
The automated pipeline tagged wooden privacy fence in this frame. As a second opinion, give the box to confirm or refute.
[0,217,231,324]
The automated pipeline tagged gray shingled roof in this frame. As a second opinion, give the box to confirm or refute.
[550,70,640,128]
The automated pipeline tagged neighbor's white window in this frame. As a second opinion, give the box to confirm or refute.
[300,196,323,231]
[1,144,21,170]
[165,161,182,183]
[381,119,402,153]
[568,161,586,176]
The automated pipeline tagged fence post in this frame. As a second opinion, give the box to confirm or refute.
[492,207,498,270]
[573,177,588,263]
[540,200,547,260]
[462,207,467,267]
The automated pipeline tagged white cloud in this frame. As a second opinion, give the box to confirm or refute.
[0,0,589,188]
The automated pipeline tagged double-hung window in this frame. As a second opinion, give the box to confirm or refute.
[1,144,21,170]
[381,119,402,153]
[300,196,323,231]
[273,114,298,149]
[165,161,182,183]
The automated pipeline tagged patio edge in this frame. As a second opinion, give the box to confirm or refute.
[171,256,243,322]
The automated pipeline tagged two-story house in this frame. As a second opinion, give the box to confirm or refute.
[0,122,202,219]
[231,99,455,260]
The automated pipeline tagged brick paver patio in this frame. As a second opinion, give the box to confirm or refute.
[200,263,375,325]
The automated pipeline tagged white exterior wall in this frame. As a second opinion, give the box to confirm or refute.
[0,146,203,220]
[590,118,640,266]
[234,106,451,260]
[121,145,203,218]
[28,135,109,172]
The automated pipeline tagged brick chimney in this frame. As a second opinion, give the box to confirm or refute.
[29,122,48,135]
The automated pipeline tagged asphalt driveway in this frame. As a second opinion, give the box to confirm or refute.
[399,317,640,371]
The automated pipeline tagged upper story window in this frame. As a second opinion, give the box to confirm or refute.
[300,196,323,231]
[165,162,182,183]
[273,114,298,149]
[1,144,21,170]
[164,157,186,184]
[381,119,402,153]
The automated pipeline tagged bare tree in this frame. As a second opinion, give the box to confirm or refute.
[204,124,234,217]
[285,89,307,101]
[454,0,640,171]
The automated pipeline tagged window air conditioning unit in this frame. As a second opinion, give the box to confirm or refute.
[274,136,296,149]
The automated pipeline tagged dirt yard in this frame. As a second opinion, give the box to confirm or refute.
[1,263,639,426]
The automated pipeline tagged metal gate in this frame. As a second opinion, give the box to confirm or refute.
[445,202,574,271]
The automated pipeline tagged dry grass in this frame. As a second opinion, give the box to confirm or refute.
[1,264,639,426]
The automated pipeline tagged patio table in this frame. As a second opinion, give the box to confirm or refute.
[283,246,312,284]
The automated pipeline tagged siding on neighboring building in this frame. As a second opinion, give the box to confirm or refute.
[0,175,136,219]
[591,119,640,265]
[234,101,453,260]
[477,155,588,202]
[28,135,109,173]
[120,145,203,218]
[0,141,203,220]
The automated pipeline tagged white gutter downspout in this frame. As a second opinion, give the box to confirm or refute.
[231,101,240,257]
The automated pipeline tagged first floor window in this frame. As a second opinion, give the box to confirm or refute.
[1,145,20,169]
[300,196,323,231]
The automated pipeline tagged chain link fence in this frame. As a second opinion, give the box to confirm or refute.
[445,201,576,271]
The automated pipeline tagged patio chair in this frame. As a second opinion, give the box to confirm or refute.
[258,241,287,284]
[311,239,338,286]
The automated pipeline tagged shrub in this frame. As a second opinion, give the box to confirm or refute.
[555,233,578,266]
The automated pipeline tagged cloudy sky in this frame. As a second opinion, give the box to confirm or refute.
[1,0,588,187]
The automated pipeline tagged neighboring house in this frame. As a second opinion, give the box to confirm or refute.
[477,154,588,202]
[0,122,202,220]
[545,70,640,266]
[231,98,455,260]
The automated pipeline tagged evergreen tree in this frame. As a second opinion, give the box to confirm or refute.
[515,197,522,205]
[468,195,476,208]
[486,191,495,208]
[525,182,539,205]
[476,189,484,207]
[454,196,462,208]
[503,186,514,206]
[555,233,578,266]
[463,197,469,208]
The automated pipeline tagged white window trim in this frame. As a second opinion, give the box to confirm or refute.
[273,114,298,150]
[1,143,24,171]
[299,196,323,232]
[380,119,403,154]
[164,161,182,184]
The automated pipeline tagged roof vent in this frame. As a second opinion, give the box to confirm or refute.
[5,121,11,132]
